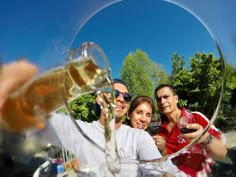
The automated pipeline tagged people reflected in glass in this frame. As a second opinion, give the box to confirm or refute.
[34,78,164,177]
[154,84,227,177]
[0,62,188,177]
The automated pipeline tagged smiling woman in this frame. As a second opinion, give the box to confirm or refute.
[127,96,155,130]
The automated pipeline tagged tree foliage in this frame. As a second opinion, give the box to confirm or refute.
[58,93,97,122]
[120,49,169,99]
[216,63,236,130]
[170,52,236,131]
[171,52,223,118]
[170,53,192,107]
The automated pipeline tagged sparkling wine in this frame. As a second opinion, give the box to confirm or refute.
[1,59,111,132]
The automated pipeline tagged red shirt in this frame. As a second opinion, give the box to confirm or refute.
[158,108,223,177]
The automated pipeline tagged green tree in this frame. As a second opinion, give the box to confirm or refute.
[58,93,97,122]
[189,53,223,118]
[120,49,169,99]
[216,63,236,130]
[170,52,223,119]
[170,53,192,107]
[170,52,236,131]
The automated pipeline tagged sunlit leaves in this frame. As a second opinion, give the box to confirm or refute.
[120,49,169,99]
[58,93,97,122]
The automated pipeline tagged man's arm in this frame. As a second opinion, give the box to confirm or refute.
[200,132,227,160]
[34,113,82,155]
[185,122,227,160]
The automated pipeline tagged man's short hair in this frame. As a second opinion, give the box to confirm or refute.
[112,78,129,91]
[154,84,176,96]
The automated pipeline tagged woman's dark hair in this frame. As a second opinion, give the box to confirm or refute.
[126,96,155,126]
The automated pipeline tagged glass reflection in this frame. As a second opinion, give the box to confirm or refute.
[71,0,232,176]
[0,0,236,177]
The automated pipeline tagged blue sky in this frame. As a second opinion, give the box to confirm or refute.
[73,0,219,78]
[0,0,219,78]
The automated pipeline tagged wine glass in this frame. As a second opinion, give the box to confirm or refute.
[147,114,162,136]
[1,42,112,133]
[177,109,197,134]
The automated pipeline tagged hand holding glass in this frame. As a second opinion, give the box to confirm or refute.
[1,42,111,132]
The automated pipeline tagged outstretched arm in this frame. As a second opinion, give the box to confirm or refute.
[184,123,227,160]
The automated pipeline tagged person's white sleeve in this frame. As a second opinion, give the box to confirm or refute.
[34,113,79,153]
[138,131,162,160]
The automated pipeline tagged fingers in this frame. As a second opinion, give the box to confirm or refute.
[96,92,112,104]
[184,123,207,142]
[72,158,81,172]
[153,135,166,149]
[96,92,113,118]
[186,123,200,131]
[0,60,38,110]
[153,135,165,142]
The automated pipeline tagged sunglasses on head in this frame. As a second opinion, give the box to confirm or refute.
[114,90,132,102]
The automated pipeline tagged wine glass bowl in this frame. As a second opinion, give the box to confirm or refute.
[147,114,162,136]
[178,110,196,134]
[1,42,112,133]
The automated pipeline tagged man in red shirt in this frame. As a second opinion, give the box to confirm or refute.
[153,84,227,177]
